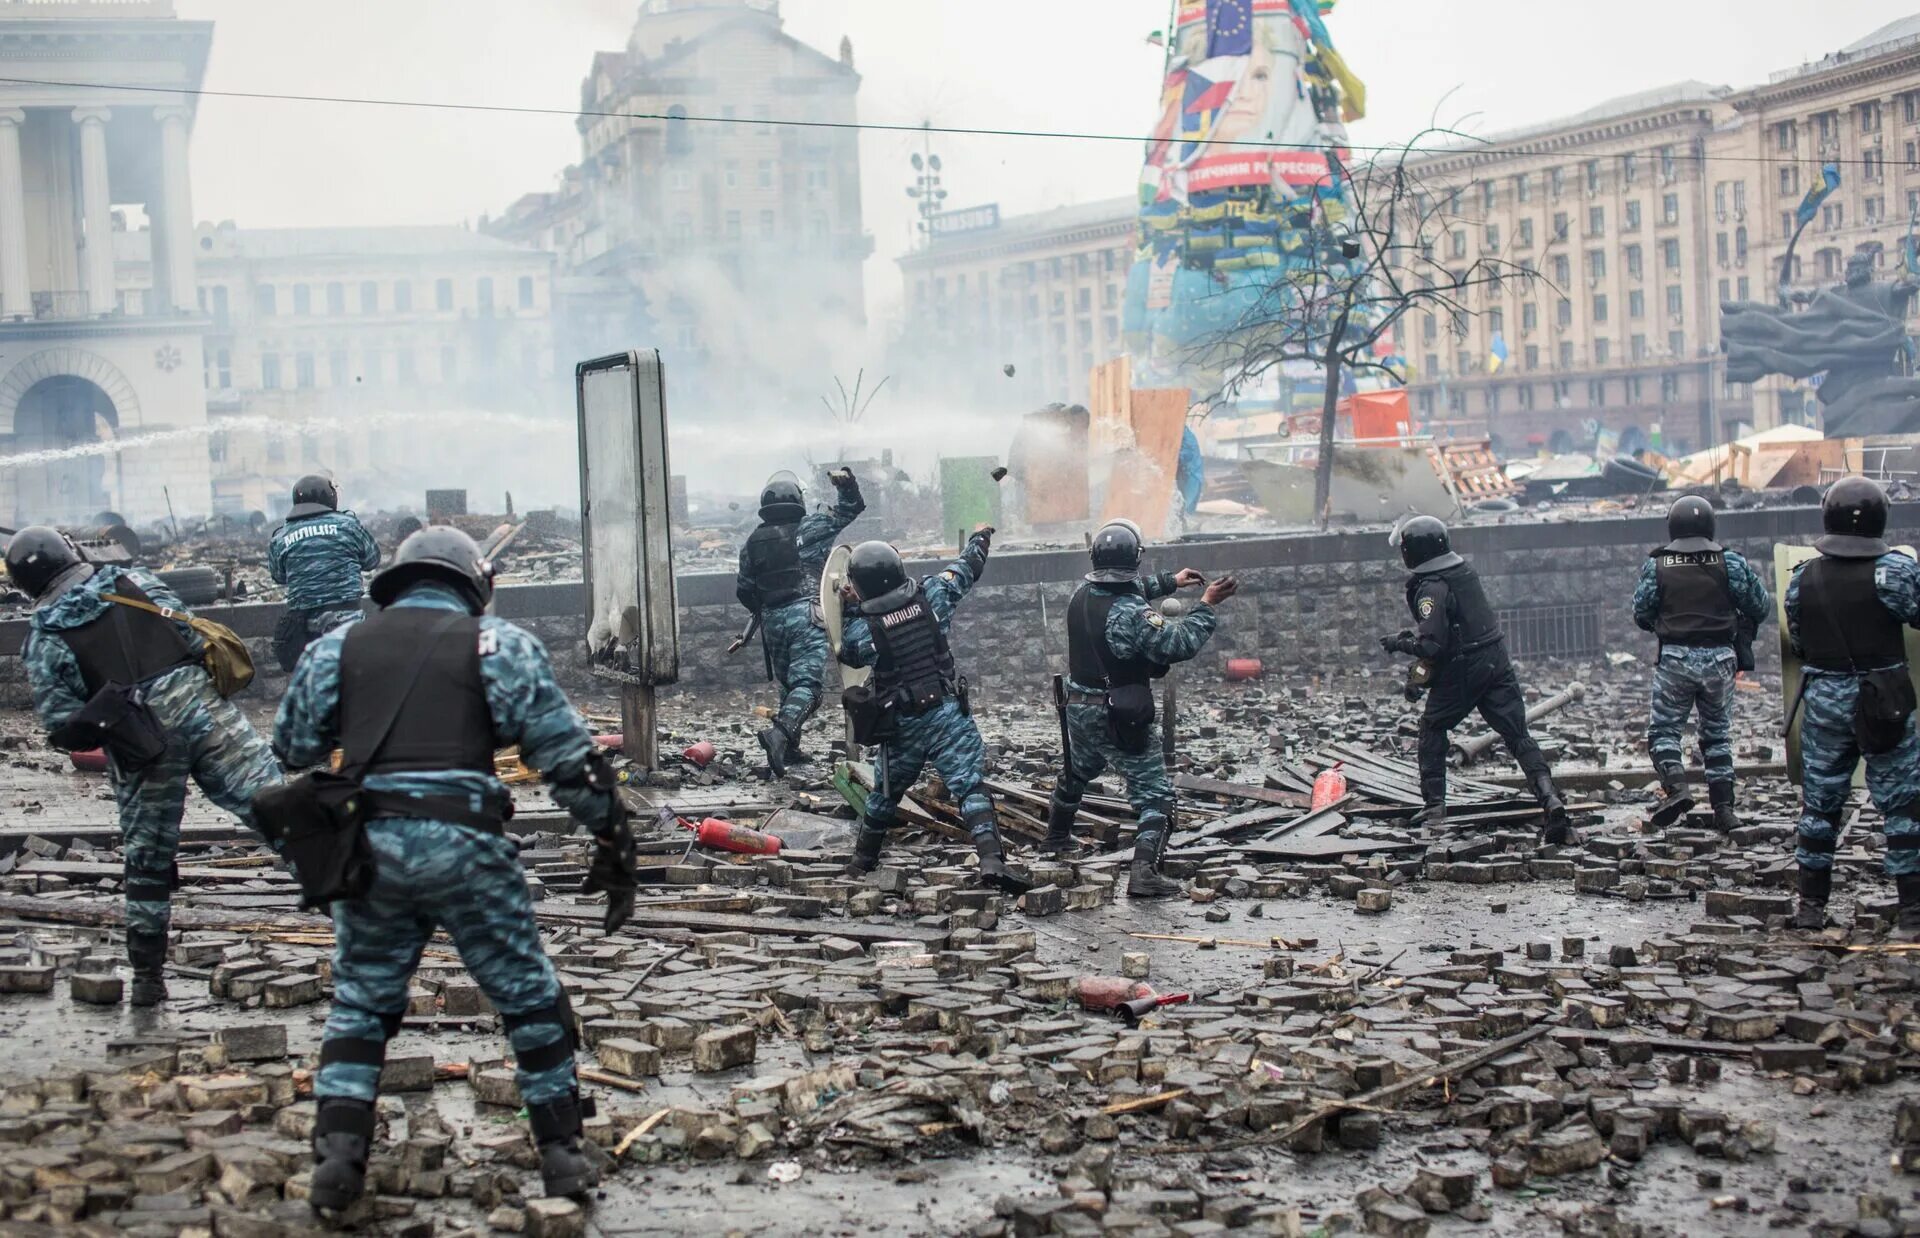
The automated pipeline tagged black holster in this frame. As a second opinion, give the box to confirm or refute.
[1856,665,1917,756]
[50,682,169,772]
[842,683,893,747]
[253,770,376,909]
[1107,683,1156,756]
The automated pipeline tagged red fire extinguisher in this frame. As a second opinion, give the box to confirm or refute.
[1311,763,1348,810]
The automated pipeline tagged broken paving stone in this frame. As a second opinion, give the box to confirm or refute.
[1355,887,1392,914]
[214,1025,288,1064]
[524,1197,586,1238]
[691,1025,757,1073]
[1528,1125,1607,1176]
[69,971,122,1004]
[595,1038,661,1079]
[1120,951,1150,980]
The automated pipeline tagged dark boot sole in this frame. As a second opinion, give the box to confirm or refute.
[1647,796,1695,829]
[988,872,1035,896]
[1790,906,1828,931]
[128,983,166,1007]
[541,1168,600,1199]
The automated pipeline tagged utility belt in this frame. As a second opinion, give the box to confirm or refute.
[1454,630,1504,657]
[843,674,966,746]
[361,787,511,836]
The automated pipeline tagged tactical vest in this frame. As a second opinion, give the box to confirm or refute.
[59,580,199,696]
[339,608,494,776]
[1067,583,1168,688]
[742,522,805,610]
[1797,555,1907,672]
[1406,563,1502,658]
[868,586,955,716]
[1652,543,1735,646]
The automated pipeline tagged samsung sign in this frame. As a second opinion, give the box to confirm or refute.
[930,204,1001,237]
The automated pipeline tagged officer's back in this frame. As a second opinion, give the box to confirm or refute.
[269,475,380,613]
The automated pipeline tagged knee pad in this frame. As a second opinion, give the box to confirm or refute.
[504,988,581,1073]
[123,860,179,906]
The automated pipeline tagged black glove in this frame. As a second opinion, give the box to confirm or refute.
[972,525,995,551]
[1379,631,1413,655]
[1403,684,1426,703]
[581,820,637,935]
[829,468,859,495]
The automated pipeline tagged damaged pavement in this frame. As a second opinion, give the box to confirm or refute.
[0,666,1916,1238]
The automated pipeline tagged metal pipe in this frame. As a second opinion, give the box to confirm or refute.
[1448,683,1585,766]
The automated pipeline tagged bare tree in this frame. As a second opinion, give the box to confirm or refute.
[1177,128,1542,527]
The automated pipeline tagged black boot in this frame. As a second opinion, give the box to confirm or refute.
[1409,803,1446,828]
[527,1093,599,1199]
[309,1097,376,1216]
[1791,866,1832,930]
[757,725,790,778]
[1648,766,1695,828]
[1127,826,1181,899]
[1707,781,1739,833]
[1039,794,1083,857]
[967,809,1034,895]
[126,931,169,1007]
[1531,772,1572,846]
[1894,874,1920,941]
[846,818,886,876]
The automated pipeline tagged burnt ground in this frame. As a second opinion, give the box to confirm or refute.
[0,657,1916,1237]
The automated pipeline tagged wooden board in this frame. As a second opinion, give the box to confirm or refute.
[1011,404,1091,527]
[528,902,949,947]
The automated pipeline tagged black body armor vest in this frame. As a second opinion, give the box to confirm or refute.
[1067,583,1168,687]
[1798,555,1908,672]
[868,586,955,715]
[339,608,494,776]
[59,580,198,696]
[742,522,805,610]
[1406,562,1502,659]
[1651,544,1735,646]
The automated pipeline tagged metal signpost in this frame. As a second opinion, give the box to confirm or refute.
[576,351,679,769]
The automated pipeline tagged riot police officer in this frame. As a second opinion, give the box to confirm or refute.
[1785,476,1920,934]
[1048,520,1236,898]
[9,527,283,1006]
[1379,516,1573,841]
[273,527,633,1213]
[838,528,1029,894]
[1632,495,1772,831]
[268,475,381,671]
[735,467,865,775]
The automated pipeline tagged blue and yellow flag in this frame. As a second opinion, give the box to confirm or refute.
[1795,163,1841,229]
[1488,333,1509,374]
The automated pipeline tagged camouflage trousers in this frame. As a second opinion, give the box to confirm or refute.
[1796,673,1920,876]
[867,699,993,834]
[763,599,828,744]
[316,819,577,1106]
[1054,699,1175,837]
[273,603,365,672]
[113,667,283,937]
[1646,646,1738,785]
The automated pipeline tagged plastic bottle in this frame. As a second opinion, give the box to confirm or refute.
[1073,975,1156,1012]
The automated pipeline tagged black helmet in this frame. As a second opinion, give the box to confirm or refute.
[4,526,82,599]
[370,526,491,612]
[1666,495,1718,548]
[1392,514,1461,573]
[759,470,805,523]
[1087,519,1144,584]
[289,474,338,519]
[1817,475,1891,558]
[848,540,911,613]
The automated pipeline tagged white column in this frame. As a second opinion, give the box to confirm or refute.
[154,106,196,313]
[0,109,30,321]
[73,107,114,316]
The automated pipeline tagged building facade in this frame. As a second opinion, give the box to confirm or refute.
[1403,16,1920,458]
[0,0,213,526]
[893,197,1136,407]
[487,0,869,419]
[114,224,557,517]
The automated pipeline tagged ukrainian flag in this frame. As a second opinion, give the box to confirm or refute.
[1488,333,1509,374]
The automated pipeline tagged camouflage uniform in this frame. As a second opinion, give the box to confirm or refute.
[1631,549,1772,785]
[1054,572,1220,849]
[738,489,864,748]
[23,566,283,937]
[269,510,381,667]
[1786,551,1920,876]
[275,582,621,1107]
[840,539,992,849]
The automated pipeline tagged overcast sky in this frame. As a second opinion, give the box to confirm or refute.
[175,0,1920,318]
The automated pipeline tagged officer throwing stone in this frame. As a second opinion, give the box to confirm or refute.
[735,467,865,775]
[8,527,283,1006]
[1047,519,1236,898]
[1379,516,1573,842]
[268,474,381,671]
[273,527,632,1214]
[1785,477,1920,934]
[838,527,1030,894]
[1632,495,1772,831]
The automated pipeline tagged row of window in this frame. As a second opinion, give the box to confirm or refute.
[205,276,539,322]
[1449,149,1683,212]
[1438,196,1684,260]
[1421,330,1690,378]
[206,345,479,391]
[1419,372,1689,417]
[1773,95,1920,153]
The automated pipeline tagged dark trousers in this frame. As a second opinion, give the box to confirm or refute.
[1418,643,1550,804]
